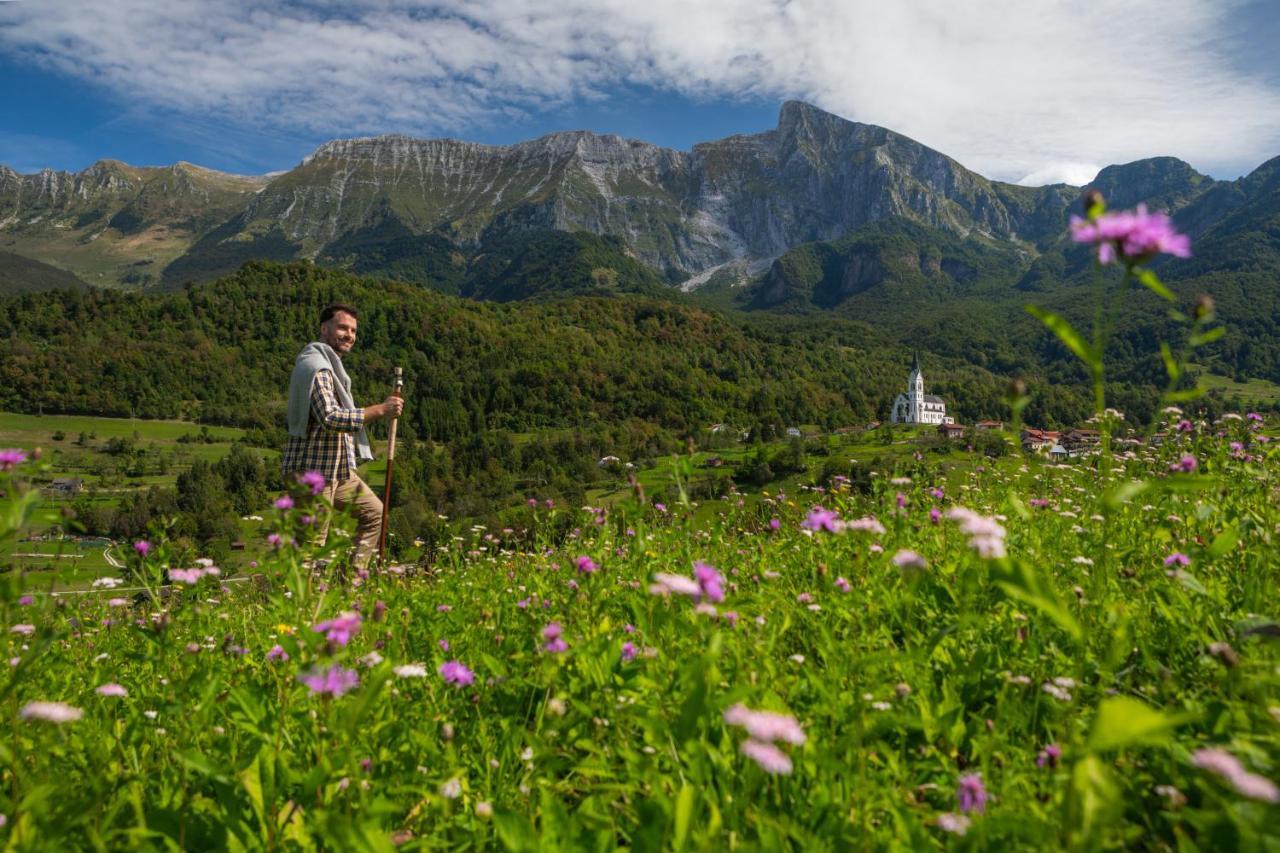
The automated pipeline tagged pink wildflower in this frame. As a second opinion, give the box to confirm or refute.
[275,495,294,510]
[649,572,702,598]
[298,664,359,697]
[266,645,289,661]
[312,611,362,646]
[0,449,27,471]
[957,772,989,814]
[438,660,475,687]
[740,739,793,775]
[298,470,327,495]
[1192,748,1280,803]
[133,540,151,557]
[19,701,82,723]
[1070,204,1191,265]
[723,704,806,745]
[892,550,928,571]
[95,683,128,697]
[693,560,725,602]
[575,555,598,574]
[621,641,637,662]
[802,507,841,533]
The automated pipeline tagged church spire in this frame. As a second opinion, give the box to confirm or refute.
[911,350,921,374]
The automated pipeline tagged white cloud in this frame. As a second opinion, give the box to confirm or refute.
[1,0,1277,181]
[1017,163,1103,188]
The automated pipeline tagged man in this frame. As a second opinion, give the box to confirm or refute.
[283,303,404,569]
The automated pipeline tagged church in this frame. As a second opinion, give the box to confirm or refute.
[890,353,953,425]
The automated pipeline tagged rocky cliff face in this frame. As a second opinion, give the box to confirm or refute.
[0,101,1270,292]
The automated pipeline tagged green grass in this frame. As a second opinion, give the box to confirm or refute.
[2,414,1276,848]
[1193,368,1280,405]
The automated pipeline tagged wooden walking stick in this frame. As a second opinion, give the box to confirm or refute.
[377,367,403,568]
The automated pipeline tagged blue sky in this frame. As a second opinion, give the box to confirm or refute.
[2,1,1278,185]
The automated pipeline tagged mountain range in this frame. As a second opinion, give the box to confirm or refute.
[3,101,1279,390]
[3,100,1269,292]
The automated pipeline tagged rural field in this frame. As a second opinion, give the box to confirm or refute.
[2,410,1278,848]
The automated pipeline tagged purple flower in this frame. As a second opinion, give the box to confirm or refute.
[266,645,289,661]
[298,664,359,697]
[438,660,475,687]
[527,498,539,507]
[266,533,283,548]
[275,495,294,510]
[1070,204,1191,265]
[575,555,598,574]
[621,641,637,662]
[133,540,151,557]
[541,622,568,653]
[1164,551,1190,567]
[957,773,989,814]
[896,491,907,509]
[834,576,851,593]
[438,638,449,651]
[18,595,33,606]
[768,518,780,531]
[802,507,841,533]
[654,502,667,513]
[1170,454,1198,473]
[929,507,941,524]
[312,611,362,646]
[931,487,945,500]
[693,560,725,603]
[1036,743,1061,768]
[298,470,327,495]
[0,449,27,471]
[95,683,128,697]
[436,604,452,613]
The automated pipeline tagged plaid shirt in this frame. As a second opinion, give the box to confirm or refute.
[282,369,365,484]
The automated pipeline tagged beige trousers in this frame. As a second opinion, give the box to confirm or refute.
[316,474,383,570]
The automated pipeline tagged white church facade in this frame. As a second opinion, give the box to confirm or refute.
[890,353,954,425]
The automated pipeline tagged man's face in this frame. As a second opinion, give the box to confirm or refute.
[320,311,358,355]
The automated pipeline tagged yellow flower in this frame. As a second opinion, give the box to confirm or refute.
[276,624,295,635]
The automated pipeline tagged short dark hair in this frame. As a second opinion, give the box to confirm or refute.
[320,303,359,324]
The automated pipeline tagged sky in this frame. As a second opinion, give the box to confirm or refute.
[1,0,1278,186]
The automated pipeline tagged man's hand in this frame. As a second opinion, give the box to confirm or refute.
[365,396,405,421]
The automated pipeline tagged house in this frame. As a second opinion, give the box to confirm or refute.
[1020,428,1061,453]
[1062,428,1100,453]
[44,477,84,497]
[975,420,1004,431]
[597,455,622,467]
[230,541,246,551]
[1048,444,1070,461]
[938,423,966,439]
[786,427,802,438]
[890,353,954,425]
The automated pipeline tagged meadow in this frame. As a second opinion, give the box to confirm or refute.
[2,409,1278,849]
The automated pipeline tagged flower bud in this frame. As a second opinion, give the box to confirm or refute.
[1007,378,1027,399]
[1194,294,1215,320]
[1083,189,1105,217]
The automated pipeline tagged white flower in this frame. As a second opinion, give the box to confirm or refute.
[440,778,462,799]
[92,577,123,588]
[393,664,428,678]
